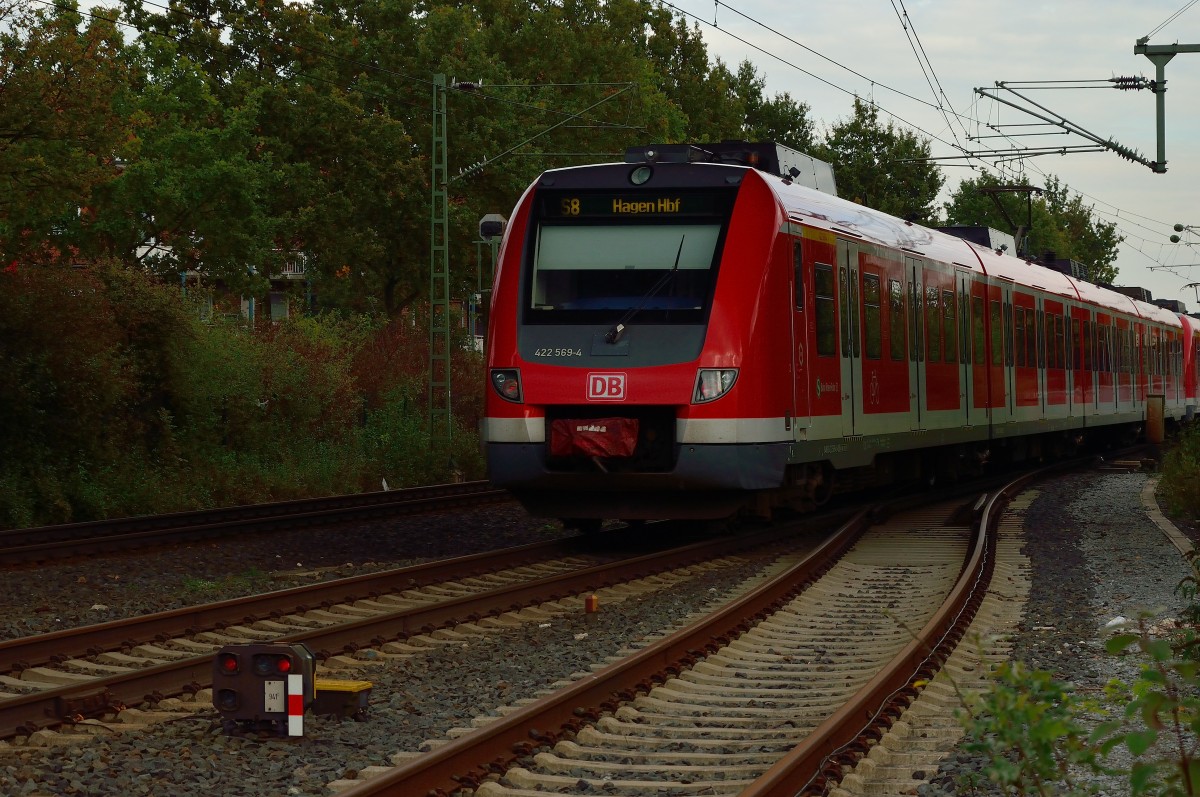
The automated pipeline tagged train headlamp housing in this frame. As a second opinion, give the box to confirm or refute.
[693,368,738,403]
[490,369,523,403]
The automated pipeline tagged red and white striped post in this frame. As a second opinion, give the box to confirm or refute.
[287,673,305,736]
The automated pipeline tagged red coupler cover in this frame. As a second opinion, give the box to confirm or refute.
[549,418,639,457]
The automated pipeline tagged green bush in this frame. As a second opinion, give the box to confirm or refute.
[959,659,1109,795]
[0,266,488,528]
[1160,423,1200,522]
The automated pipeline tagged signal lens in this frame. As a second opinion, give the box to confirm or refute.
[252,654,291,676]
[216,688,240,711]
[490,369,523,403]
[693,369,738,403]
[217,653,239,674]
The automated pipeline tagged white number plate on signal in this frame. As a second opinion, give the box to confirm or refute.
[263,680,285,712]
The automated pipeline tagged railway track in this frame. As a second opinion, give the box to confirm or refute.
[324,468,1048,797]
[0,481,509,566]
[0,512,854,743]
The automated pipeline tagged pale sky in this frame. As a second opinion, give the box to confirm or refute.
[666,0,1200,309]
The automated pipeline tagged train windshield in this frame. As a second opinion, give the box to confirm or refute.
[525,190,733,325]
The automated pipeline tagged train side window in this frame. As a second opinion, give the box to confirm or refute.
[971,296,985,364]
[850,268,860,358]
[1032,307,1041,367]
[1014,307,1026,368]
[1003,301,1014,367]
[990,299,1003,366]
[1101,325,1111,373]
[1048,315,1056,369]
[1084,319,1093,372]
[925,285,941,362]
[888,279,905,361]
[1080,316,1089,369]
[793,240,804,311]
[909,281,922,362]
[839,267,851,357]
[815,263,836,357]
[941,289,957,363]
[1036,309,1045,368]
[1055,315,1065,369]
[959,286,970,365]
[863,273,881,360]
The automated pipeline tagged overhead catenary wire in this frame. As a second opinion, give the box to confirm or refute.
[1145,0,1200,41]
[670,0,1197,294]
[35,0,1200,294]
[889,0,970,148]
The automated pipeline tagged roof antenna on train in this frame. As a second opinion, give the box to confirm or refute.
[605,235,686,345]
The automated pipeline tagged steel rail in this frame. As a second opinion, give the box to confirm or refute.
[0,513,849,740]
[0,536,589,675]
[737,466,1055,796]
[0,481,509,565]
[333,507,874,797]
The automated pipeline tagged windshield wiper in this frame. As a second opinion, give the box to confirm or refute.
[604,235,685,345]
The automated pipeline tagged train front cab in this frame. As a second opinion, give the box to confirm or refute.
[482,159,803,521]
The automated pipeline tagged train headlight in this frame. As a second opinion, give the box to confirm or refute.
[490,369,523,403]
[693,368,738,403]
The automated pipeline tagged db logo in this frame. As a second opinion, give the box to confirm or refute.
[587,372,627,401]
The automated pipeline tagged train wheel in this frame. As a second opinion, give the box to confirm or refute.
[810,463,835,506]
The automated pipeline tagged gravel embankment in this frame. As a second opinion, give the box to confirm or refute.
[922,468,1199,796]
[0,504,773,796]
[0,505,571,642]
[0,470,1195,796]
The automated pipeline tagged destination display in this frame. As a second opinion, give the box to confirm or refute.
[540,191,730,219]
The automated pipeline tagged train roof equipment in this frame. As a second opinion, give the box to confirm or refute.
[624,141,838,196]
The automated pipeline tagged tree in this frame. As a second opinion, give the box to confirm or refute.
[944,173,1122,285]
[814,97,944,223]
[0,1,133,268]
[86,36,280,291]
[733,60,815,153]
[1041,176,1122,285]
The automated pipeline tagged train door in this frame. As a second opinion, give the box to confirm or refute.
[968,277,990,423]
[983,280,1011,425]
[1043,300,1068,421]
[1097,315,1115,412]
[957,270,974,426]
[1115,318,1131,413]
[790,236,810,430]
[999,283,1015,423]
[1035,297,1047,416]
[1069,305,1089,422]
[908,257,925,430]
[838,239,859,437]
[1011,291,1040,420]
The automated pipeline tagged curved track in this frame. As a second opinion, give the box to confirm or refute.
[329,468,1054,797]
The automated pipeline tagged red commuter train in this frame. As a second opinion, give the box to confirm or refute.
[482,142,1200,526]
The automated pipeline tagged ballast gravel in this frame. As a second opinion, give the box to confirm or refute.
[0,470,1195,796]
[920,467,1198,796]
